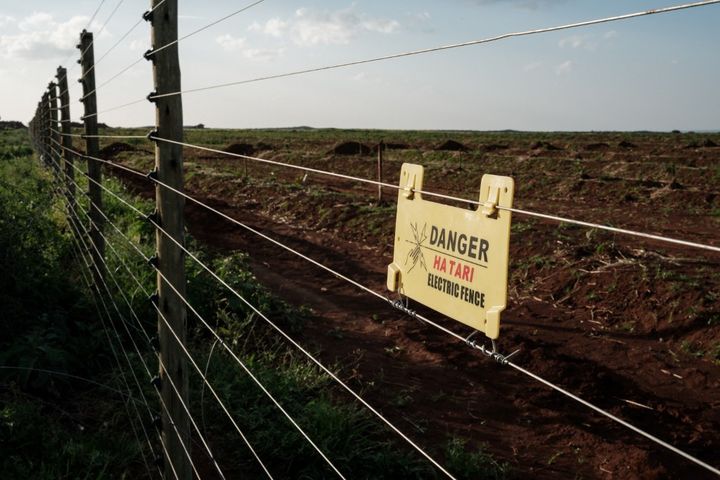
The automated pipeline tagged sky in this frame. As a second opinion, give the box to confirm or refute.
[1,0,718,131]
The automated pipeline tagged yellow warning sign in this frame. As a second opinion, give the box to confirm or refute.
[387,163,514,339]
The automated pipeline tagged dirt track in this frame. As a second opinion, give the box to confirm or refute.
[107,131,720,479]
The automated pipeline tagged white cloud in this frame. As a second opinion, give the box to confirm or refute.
[468,0,569,9]
[604,30,618,40]
[215,34,283,61]
[216,34,246,52]
[555,60,572,75]
[248,7,400,47]
[0,15,16,27]
[249,18,287,37]
[523,61,542,72]
[243,47,285,62]
[0,13,103,60]
[558,34,588,49]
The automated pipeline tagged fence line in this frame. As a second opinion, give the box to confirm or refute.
[53,135,720,476]
[53,138,460,479]
[62,218,161,477]
[49,149,268,479]
[26,0,720,477]
[60,182,200,480]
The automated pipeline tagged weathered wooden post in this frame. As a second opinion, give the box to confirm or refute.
[78,30,105,284]
[146,0,190,477]
[377,140,384,204]
[40,92,50,165]
[48,82,61,179]
[57,66,76,213]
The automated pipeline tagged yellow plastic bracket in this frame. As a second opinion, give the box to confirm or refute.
[387,163,514,339]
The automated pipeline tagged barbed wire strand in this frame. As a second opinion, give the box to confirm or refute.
[148,0,720,100]
[51,153,262,480]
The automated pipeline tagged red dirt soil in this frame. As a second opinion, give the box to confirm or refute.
[105,134,720,479]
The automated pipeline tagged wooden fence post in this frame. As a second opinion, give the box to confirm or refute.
[78,30,105,284]
[41,92,50,165]
[57,66,76,214]
[377,140,384,204]
[48,82,61,179]
[147,1,190,477]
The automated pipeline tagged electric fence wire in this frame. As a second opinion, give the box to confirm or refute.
[51,156,232,480]
[48,149,224,479]
[52,147,456,480]
[78,0,127,64]
[50,127,147,139]
[50,141,720,476]
[63,226,160,480]
[55,204,160,479]
[54,142,466,480]
[149,0,266,58]
[162,136,720,253]
[77,0,168,101]
[54,136,720,254]
[60,188,193,480]
[84,0,262,102]
[46,149,188,480]
[47,110,720,478]
[81,0,167,83]
[96,0,720,108]
[58,0,108,71]
[84,143,720,476]
[48,147,289,480]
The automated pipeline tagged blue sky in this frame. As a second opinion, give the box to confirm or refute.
[1,0,718,130]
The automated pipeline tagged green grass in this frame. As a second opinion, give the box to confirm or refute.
[0,126,511,479]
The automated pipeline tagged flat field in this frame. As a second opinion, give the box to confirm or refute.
[91,127,720,479]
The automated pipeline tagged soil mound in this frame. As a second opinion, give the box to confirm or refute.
[483,144,509,152]
[256,142,273,151]
[99,142,139,157]
[618,140,637,149]
[330,141,371,156]
[224,143,256,156]
[530,141,562,151]
[435,140,468,152]
[585,142,610,151]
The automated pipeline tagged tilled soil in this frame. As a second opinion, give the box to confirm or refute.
[106,131,720,479]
